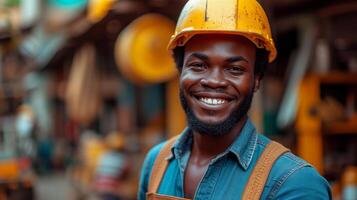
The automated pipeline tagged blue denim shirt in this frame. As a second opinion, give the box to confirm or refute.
[138,119,331,200]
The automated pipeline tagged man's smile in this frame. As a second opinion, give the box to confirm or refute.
[190,91,235,110]
[198,97,227,105]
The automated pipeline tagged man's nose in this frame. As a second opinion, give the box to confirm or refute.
[200,68,228,88]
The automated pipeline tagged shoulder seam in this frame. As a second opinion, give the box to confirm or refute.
[256,136,266,146]
[267,162,310,199]
[282,152,309,165]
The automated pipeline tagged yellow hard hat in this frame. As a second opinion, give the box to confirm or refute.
[168,0,277,63]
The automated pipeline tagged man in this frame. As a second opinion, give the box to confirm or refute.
[138,0,331,199]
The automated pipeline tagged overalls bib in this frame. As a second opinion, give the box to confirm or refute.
[146,136,289,200]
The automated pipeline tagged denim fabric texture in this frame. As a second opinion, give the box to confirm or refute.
[138,119,332,200]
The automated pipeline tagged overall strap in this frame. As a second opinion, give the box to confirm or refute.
[242,141,290,200]
[148,136,179,194]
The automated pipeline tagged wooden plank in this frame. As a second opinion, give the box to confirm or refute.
[318,72,357,84]
[324,119,357,135]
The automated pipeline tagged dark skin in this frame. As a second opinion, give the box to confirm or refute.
[179,34,260,198]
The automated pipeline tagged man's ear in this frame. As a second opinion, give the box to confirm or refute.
[254,76,261,92]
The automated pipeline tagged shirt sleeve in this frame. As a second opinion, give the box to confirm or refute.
[271,166,332,200]
[137,143,165,200]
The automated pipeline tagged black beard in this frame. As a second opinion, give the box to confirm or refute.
[179,89,254,136]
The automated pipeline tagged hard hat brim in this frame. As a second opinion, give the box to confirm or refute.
[168,30,277,63]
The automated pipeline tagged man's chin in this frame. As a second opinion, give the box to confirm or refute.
[187,115,236,136]
[196,117,227,127]
[179,89,254,136]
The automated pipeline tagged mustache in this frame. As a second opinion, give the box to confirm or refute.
[190,88,229,94]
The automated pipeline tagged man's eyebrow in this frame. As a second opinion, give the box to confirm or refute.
[187,53,209,61]
[225,56,248,63]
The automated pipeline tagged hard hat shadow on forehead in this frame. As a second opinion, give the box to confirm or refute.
[168,0,277,63]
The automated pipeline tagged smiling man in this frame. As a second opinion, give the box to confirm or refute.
[138,0,331,199]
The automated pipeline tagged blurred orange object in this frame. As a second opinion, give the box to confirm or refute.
[104,132,126,150]
[330,181,342,200]
[342,166,357,186]
[342,166,357,200]
[115,14,177,84]
[88,0,116,22]
[78,135,108,185]
[83,138,106,170]
[0,159,19,181]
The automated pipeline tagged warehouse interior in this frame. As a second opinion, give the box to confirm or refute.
[0,0,356,199]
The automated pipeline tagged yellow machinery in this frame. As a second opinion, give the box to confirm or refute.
[296,72,357,174]
[115,14,177,84]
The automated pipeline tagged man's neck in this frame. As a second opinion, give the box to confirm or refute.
[191,116,248,159]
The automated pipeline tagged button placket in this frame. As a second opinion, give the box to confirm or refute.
[194,161,224,200]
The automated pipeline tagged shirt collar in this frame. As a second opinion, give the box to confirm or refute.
[228,119,257,170]
[169,127,193,160]
[168,119,258,171]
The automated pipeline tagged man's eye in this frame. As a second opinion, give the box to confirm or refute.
[227,66,244,75]
[188,63,206,71]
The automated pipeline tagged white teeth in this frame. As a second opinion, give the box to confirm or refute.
[199,98,227,105]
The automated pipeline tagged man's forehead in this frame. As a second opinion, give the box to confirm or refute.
[183,34,257,60]
[184,34,256,51]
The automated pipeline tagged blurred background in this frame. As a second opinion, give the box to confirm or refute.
[0,0,356,199]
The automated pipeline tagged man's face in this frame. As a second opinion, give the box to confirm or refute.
[179,34,259,136]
